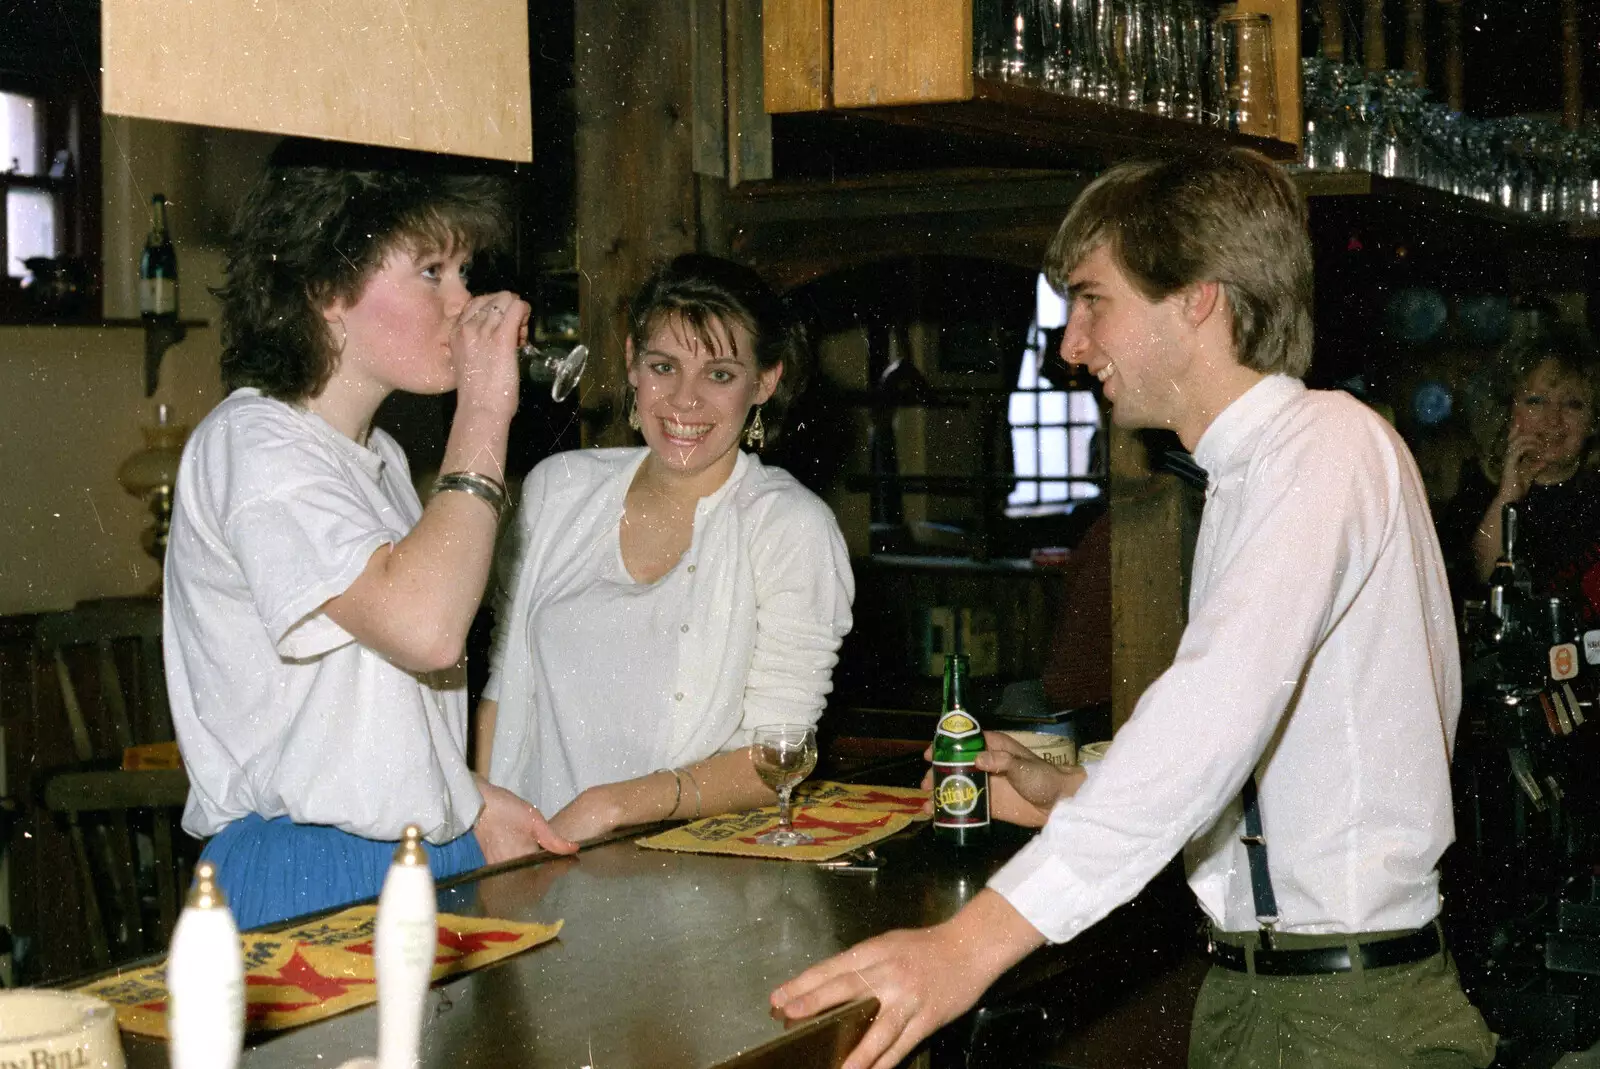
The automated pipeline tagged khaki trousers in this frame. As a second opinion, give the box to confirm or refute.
[1188,934,1496,1069]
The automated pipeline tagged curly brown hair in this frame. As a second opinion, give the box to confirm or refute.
[216,159,514,401]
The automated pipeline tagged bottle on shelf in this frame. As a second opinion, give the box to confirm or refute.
[166,862,245,1069]
[375,824,438,1069]
[139,192,179,322]
[932,652,990,846]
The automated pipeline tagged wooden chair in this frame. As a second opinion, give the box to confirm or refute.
[36,598,191,968]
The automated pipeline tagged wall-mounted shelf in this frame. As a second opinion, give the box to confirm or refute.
[804,79,1299,168]
[1294,168,1597,240]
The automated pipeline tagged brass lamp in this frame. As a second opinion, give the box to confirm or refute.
[117,404,189,589]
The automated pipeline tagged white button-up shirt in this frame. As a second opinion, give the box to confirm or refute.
[990,375,1461,941]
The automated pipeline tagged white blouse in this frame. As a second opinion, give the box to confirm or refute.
[484,448,854,814]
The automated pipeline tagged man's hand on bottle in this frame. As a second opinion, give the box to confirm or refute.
[920,731,1084,828]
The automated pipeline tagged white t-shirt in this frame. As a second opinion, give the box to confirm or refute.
[164,389,483,845]
[484,447,854,814]
[991,375,1461,940]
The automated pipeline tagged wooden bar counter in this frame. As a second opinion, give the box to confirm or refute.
[113,778,1199,1069]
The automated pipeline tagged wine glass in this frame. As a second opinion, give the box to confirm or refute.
[516,343,589,402]
[751,724,819,847]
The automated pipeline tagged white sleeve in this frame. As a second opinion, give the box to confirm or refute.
[989,422,1394,943]
[222,438,393,660]
[735,491,855,739]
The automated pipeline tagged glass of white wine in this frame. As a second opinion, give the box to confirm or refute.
[751,723,819,847]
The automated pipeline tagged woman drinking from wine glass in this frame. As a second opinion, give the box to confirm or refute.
[476,254,854,844]
[164,147,578,929]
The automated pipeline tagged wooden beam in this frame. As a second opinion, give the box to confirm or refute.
[1438,0,1464,111]
[1363,0,1387,71]
[1405,0,1426,80]
[1562,0,1583,130]
[729,0,775,183]
[763,0,833,112]
[1320,0,1346,60]
[575,0,699,444]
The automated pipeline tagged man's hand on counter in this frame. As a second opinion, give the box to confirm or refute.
[770,889,1046,1069]
[919,731,1086,828]
[474,777,580,862]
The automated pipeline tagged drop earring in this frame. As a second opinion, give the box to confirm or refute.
[744,407,766,449]
[627,392,641,431]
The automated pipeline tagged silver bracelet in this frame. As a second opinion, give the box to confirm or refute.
[433,470,507,520]
[681,766,703,819]
[657,767,683,818]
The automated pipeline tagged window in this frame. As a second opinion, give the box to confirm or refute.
[1,14,101,322]
[1007,274,1105,515]
[3,89,60,278]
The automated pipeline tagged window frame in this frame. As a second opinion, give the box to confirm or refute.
[0,67,102,323]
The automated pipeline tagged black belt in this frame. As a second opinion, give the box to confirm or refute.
[1208,923,1442,976]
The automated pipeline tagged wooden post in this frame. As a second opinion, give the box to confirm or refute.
[1404,0,1426,80]
[1438,0,1463,111]
[1108,428,1196,732]
[575,0,699,444]
[1562,0,1583,130]
[1320,0,1345,60]
[1363,0,1386,71]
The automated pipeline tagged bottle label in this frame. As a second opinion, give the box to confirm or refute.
[933,762,989,827]
[1584,630,1600,665]
[936,712,980,739]
[140,277,178,316]
[1551,642,1580,681]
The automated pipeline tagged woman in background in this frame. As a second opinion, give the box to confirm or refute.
[477,254,853,843]
[164,152,576,929]
[1443,324,1600,623]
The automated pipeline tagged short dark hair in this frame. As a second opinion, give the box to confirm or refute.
[216,158,514,401]
[625,254,809,444]
[1043,148,1314,377]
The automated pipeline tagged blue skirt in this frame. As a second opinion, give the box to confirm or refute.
[199,814,485,930]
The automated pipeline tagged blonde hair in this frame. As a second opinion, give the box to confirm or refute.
[1043,148,1313,377]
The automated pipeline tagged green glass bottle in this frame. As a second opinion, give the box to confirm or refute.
[932,653,988,845]
[139,193,178,321]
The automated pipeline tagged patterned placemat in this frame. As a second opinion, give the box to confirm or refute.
[636,781,930,861]
[75,906,562,1038]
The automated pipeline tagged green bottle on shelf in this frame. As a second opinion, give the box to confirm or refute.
[932,653,989,846]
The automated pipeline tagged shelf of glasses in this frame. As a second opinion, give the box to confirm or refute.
[1293,169,1598,239]
[807,78,1299,167]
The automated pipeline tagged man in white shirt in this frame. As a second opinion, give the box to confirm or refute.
[770,149,1496,1068]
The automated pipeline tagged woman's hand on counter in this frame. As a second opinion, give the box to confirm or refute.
[473,778,580,863]
[547,786,630,845]
[919,732,1086,828]
[770,889,1045,1069]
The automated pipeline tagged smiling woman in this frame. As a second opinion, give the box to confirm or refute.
[477,254,855,846]
[1440,322,1600,624]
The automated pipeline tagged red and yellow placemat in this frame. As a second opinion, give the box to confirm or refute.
[75,906,561,1038]
[636,781,929,861]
